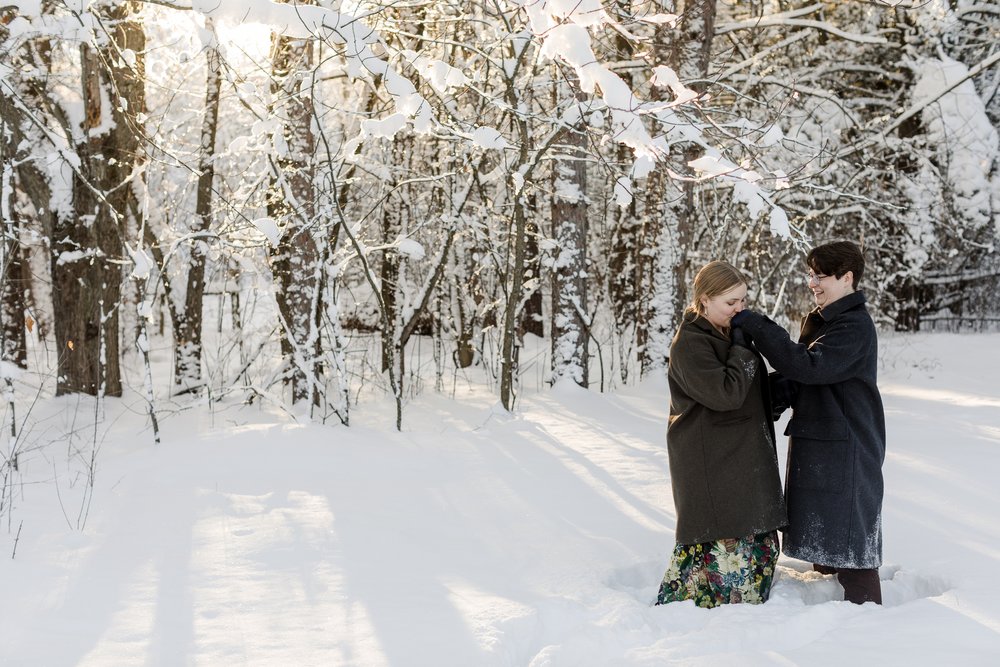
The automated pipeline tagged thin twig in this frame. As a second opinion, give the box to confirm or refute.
[11,519,22,559]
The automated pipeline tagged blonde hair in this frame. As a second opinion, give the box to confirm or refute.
[687,261,748,317]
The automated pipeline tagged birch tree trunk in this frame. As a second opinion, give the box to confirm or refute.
[52,1,146,397]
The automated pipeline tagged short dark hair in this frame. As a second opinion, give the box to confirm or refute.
[807,241,864,290]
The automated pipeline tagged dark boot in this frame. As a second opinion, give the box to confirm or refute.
[812,563,838,575]
[836,568,882,605]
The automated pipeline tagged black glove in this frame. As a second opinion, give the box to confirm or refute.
[729,310,751,328]
[769,372,797,421]
[730,326,753,349]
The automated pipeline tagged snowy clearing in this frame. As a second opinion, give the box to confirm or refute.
[1,333,998,665]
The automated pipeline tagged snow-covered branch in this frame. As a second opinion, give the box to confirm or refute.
[716,2,888,45]
[840,48,1000,159]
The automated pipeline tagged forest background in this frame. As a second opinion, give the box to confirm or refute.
[1,0,999,434]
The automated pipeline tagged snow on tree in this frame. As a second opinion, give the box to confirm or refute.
[2,0,999,426]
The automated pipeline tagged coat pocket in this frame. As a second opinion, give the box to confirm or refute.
[714,415,751,427]
[785,419,850,492]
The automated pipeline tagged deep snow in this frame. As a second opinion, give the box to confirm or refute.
[1,333,999,666]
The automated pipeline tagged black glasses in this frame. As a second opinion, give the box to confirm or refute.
[806,272,830,284]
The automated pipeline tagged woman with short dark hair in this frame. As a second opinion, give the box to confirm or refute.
[732,241,886,605]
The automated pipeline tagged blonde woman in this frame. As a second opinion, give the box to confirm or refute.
[656,261,786,608]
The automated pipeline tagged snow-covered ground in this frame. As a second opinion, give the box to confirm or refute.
[1,333,999,666]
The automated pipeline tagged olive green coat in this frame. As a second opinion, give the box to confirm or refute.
[667,314,787,544]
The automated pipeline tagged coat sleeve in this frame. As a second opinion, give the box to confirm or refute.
[669,329,759,412]
[737,310,871,385]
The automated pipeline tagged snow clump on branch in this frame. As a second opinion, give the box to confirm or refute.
[190,0,432,135]
[514,0,790,233]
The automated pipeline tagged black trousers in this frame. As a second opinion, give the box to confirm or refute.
[813,564,882,605]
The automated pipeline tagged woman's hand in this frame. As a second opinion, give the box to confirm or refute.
[730,326,753,349]
[768,372,797,420]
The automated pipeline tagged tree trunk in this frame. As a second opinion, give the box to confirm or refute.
[670,0,716,327]
[607,0,641,381]
[499,25,542,411]
[644,210,682,371]
[379,135,408,374]
[640,0,717,374]
[52,2,146,397]
[269,12,322,405]
[171,21,222,394]
[0,119,27,372]
[550,77,590,387]
[636,174,667,374]
[500,190,528,410]
[520,194,544,338]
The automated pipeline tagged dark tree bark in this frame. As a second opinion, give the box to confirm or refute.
[269,13,322,404]
[1,13,57,355]
[549,74,589,387]
[500,183,528,410]
[52,2,146,397]
[635,17,675,375]
[171,22,222,394]
[668,0,716,323]
[606,0,643,380]
[0,118,27,373]
[520,193,544,338]
[379,135,408,374]
[0,98,57,349]
[638,0,717,374]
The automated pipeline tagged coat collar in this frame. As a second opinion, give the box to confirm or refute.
[814,290,867,321]
[685,311,730,340]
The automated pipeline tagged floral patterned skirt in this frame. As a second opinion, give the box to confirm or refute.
[655,531,779,609]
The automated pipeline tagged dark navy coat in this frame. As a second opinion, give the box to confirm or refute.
[737,291,885,568]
